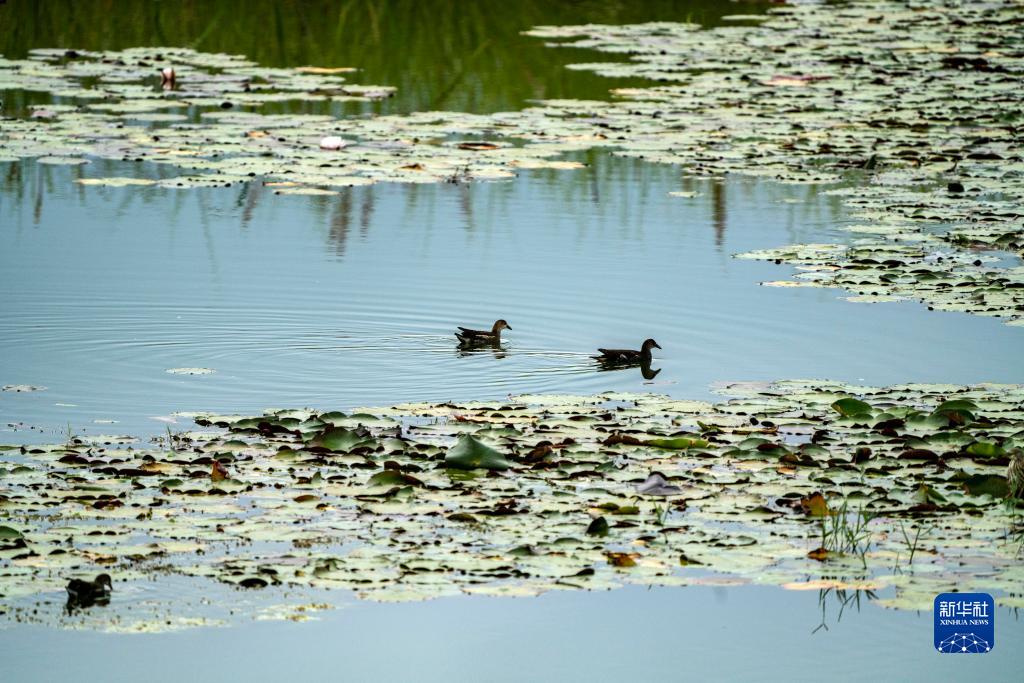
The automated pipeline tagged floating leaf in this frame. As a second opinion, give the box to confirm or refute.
[961,474,1008,498]
[646,436,708,450]
[605,552,638,568]
[831,398,872,418]
[636,473,683,496]
[309,427,369,452]
[966,442,1005,459]
[800,493,829,517]
[444,435,512,470]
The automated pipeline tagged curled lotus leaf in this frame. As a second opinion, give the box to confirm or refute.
[636,473,684,496]
[309,427,372,453]
[830,397,872,418]
[444,435,512,471]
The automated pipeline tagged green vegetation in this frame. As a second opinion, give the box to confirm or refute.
[0,0,767,115]
[2,380,1023,630]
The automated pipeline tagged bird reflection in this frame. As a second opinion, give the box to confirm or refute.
[455,338,508,359]
[595,357,661,381]
[640,359,661,380]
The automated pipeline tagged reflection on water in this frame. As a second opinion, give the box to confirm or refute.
[3,151,1023,441]
[1,4,1024,679]
[0,0,772,115]
[712,179,727,248]
[456,343,508,361]
[595,358,662,381]
[641,359,662,381]
[813,587,877,635]
[3,584,1022,682]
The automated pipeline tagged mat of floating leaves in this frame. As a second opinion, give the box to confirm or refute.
[1,380,1023,629]
[2,3,1022,323]
[521,2,1024,324]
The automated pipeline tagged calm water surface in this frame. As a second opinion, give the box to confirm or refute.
[2,155,1022,439]
[3,585,1023,682]
[1,1,1022,679]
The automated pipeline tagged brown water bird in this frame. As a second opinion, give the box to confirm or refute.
[593,338,661,364]
[455,319,511,345]
[1008,449,1024,499]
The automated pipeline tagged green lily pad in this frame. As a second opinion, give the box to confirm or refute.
[444,435,512,471]
[831,397,872,418]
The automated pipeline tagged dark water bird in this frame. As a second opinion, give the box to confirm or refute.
[593,338,661,364]
[455,319,510,345]
[66,573,112,611]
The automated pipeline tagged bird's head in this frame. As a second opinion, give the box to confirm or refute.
[641,338,661,351]
[493,319,511,332]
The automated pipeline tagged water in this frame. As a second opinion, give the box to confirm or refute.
[3,586,1023,682]
[1,1,1023,678]
[3,156,1022,439]
[0,0,772,115]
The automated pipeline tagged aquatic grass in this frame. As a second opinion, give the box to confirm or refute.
[651,502,670,527]
[897,520,931,566]
[61,421,80,451]
[158,425,191,454]
[816,498,874,569]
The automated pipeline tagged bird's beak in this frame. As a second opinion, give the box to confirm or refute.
[654,342,662,349]
[505,324,512,330]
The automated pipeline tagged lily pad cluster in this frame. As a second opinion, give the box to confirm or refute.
[0,46,590,188]
[1,381,1022,629]
[3,3,1021,322]
[522,2,1024,323]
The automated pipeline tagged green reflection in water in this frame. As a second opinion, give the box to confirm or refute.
[1,0,770,113]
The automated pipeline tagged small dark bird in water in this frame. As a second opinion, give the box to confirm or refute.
[593,338,661,364]
[455,319,511,345]
[66,573,112,609]
[1008,449,1024,499]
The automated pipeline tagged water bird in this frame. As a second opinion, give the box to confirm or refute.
[593,338,661,364]
[160,67,176,89]
[455,319,511,345]
[1008,449,1024,499]
[66,573,112,607]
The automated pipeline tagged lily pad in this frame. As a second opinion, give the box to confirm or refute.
[444,435,512,471]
